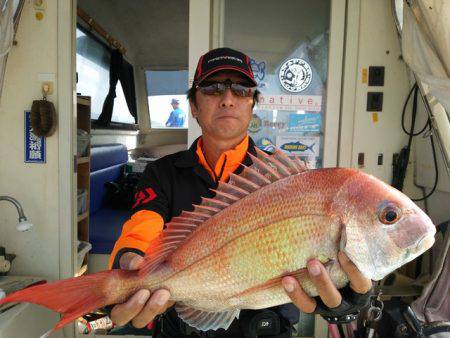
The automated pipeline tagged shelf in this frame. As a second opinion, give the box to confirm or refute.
[77,96,91,107]
[77,156,89,165]
[76,96,91,277]
[77,211,88,222]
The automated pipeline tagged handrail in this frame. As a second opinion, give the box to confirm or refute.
[77,6,127,54]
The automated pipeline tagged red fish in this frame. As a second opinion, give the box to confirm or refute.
[0,149,436,337]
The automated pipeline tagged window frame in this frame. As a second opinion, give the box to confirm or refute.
[76,24,138,131]
[144,67,189,130]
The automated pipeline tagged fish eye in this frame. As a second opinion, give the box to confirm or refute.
[379,204,402,225]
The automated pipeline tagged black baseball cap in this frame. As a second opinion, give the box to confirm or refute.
[194,47,257,87]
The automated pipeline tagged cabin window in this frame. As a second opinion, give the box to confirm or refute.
[145,70,189,129]
[76,28,110,120]
[76,27,136,126]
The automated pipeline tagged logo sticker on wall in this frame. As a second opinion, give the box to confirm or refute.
[257,137,276,152]
[250,58,266,84]
[288,113,322,133]
[279,58,312,93]
[276,135,320,156]
[258,95,321,112]
[248,114,262,133]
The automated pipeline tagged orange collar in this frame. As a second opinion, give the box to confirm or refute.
[196,136,249,182]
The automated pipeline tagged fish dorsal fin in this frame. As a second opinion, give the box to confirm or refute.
[272,148,309,174]
[180,210,210,221]
[176,303,240,331]
[170,216,203,226]
[217,181,249,198]
[138,217,205,276]
[248,152,283,181]
[238,163,272,187]
[254,148,291,177]
[138,148,309,276]
[192,204,220,216]
[228,172,261,192]
[200,197,230,210]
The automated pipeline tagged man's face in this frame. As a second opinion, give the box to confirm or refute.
[190,71,254,141]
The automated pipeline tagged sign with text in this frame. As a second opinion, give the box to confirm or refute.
[288,113,322,132]
[24,111,46,163]
[257,94,321,111]
[276,135,320,156]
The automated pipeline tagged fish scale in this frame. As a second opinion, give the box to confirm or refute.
[162,214,342,312]
[0,149,436,336]
[165,169,345,272]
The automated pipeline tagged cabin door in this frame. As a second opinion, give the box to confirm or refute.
[188,0,346,168]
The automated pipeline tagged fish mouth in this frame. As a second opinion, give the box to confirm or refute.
[414,233,435,253]
[405,232,435,259]
[396,233,435,276]
[352,233,435,281]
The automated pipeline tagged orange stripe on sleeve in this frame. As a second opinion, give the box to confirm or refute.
[108,210,164,269]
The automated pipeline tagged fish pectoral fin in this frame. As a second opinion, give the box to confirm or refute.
[175,303,240,331]
[288,267,309,281]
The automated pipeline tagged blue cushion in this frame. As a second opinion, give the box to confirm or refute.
[90,164,126,214]
[89,144,128,213]
[89,143,130,254]
[90,144,128,172]
[89,207,131,254]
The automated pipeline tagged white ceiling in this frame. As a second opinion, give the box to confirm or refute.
[77,0,189,68]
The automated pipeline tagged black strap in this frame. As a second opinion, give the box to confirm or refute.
[314,285,373,324]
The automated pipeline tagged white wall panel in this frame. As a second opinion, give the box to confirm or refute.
[341,0,410,182]
[340,0,449,225]
[0,0,60,281]
[187,0,211,147]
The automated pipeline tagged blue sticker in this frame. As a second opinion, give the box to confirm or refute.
[257,137,275,152]
[288,113,321,132]
[24,111,46,163]
[280,141,315,153]
[250,58,266,83]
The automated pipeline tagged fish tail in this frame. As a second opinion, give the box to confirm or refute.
[0,269,135,336]
[308,143,316,153]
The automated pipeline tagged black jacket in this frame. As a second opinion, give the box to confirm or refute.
[114,137,299,337]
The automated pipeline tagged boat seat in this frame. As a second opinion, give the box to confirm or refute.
[89,144,130,254]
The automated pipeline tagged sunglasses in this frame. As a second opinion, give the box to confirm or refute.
[197,79,257,97]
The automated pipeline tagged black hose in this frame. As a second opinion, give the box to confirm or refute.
[412,132,439,202]
[401,84,428,136]
[392,83,439,201]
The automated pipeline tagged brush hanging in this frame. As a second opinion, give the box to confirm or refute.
[30,86,57,137]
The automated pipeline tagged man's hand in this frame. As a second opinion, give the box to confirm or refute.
[110,252,175,328]
[281,251,372,314]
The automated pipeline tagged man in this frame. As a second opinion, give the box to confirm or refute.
[109,48,373,337]
[166,98,185,127]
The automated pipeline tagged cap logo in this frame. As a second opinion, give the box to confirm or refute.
[208,56,243,64]
[279,58,312,93]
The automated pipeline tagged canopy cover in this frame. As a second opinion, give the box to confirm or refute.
[402,0,450,172]
[403,1,450,325]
